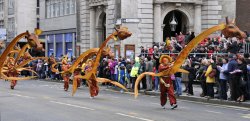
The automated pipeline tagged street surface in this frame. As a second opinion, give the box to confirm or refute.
[0,80,250,121]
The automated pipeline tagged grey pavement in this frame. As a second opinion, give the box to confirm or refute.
[143,84,250,108]
[0,80,250,121]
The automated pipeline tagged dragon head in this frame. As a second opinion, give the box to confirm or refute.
[26,29,44,51]
[114,26,132,40]
[222,17,246,39]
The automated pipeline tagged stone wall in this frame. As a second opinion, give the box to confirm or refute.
[79,0,90,52]
[138,0,153,49]
[236,0,250,32]
[201,0,222,32]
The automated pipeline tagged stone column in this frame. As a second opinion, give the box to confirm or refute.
[72,33,76,56]
[53,34,56,57]
[90,7,96,48]
[62,34,65,55]
[154,3,161,43]
[45,35,48,57]
[194,4,202,35]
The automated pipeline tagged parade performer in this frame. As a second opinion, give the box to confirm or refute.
[85,59,99,98]
[5,57,19,89]
[61,55,71,91]
[158,55,177,109]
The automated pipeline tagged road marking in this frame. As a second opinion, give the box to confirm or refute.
[128,99,139,102]
[10,94,35,99]
[42,96,52,100]
[205,110,223,114]
[50,101,95,111]
[116,113,154,121]
[150,102,159,106]
[111,96,120,99]
[242,114,250,119]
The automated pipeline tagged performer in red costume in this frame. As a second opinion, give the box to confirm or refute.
[61,55,71,91]
[73,68,81,88]
[5,57,18,89]
[85,59,99,98]
[158,55,178,109]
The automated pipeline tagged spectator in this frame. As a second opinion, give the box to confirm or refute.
[118,64,129,93]
[139,58,147,90]
[145,56,154,91]
[234,58,247,102]
[224,54,238,101]
[217,58,229,100]
[130,57,140,90]
[205,59,216,98]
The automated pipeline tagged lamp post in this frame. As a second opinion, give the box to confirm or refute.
[169,11,178,32]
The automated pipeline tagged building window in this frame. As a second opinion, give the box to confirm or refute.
[70,0,76,14]
[46,0,51,18]
[8,0,14,15]
[46,0,75,18]
[55,0,60,17]
[7,17,15,39]
[59,0,64,16]
[125,45,135,59]
[52,1,56,17]
[0,0,4,12]
[65,0,70,15]
[0,20,4,28]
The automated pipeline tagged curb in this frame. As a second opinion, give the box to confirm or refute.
[39,79,250,108]
[144,91,250,108]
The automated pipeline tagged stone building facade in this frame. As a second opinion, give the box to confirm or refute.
[39,0,77,57]
[79,0,236,58]
[236,0,250,33]
[0,0,38,42]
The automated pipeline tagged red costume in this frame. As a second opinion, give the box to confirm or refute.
[85,63,99,97]
[5,57,18,89]
[61,57,71,91]
[158,64,176,106]
[158,55,177,109]
[73,69,81,88]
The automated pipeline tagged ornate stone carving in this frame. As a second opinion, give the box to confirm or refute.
[89,0,108,6]
[154,0,202,4]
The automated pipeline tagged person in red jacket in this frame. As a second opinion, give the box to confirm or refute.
[158,55,177,109]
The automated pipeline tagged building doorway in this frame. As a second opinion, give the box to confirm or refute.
[163,10,189,41]
[97,12,106,47]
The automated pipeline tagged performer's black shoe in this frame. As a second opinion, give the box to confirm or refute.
[10,86,14,90]
[171,104,178,109]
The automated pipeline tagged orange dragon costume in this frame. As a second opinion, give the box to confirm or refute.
[71,26,132,98]
[0,29,46,89]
